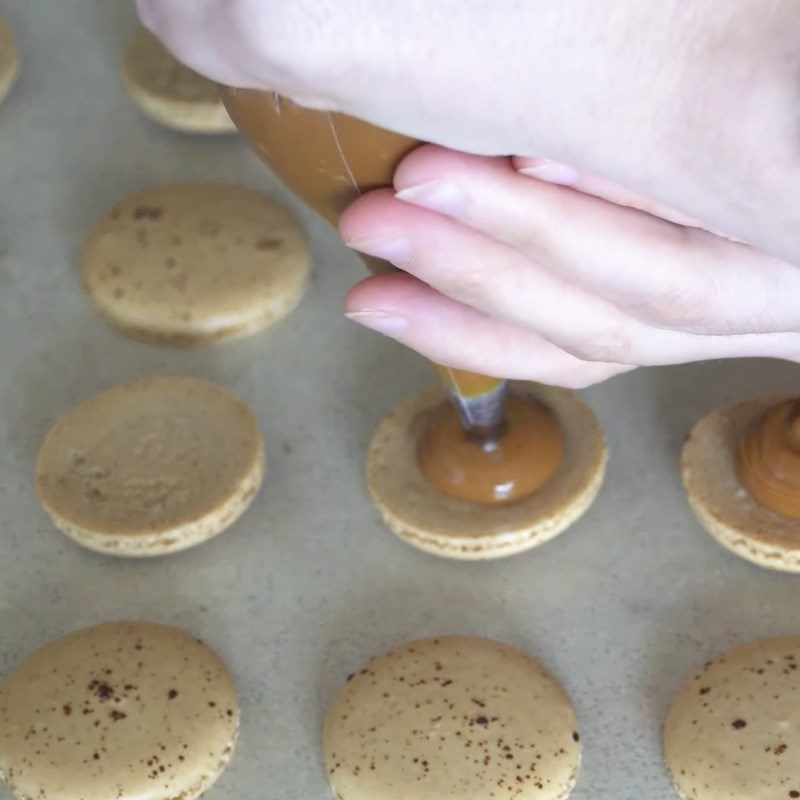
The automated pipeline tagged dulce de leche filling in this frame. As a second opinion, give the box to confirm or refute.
[418,394,565,505]
[736,399,800,518]
[223,88,552,503]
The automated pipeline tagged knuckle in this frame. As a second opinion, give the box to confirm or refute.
[563,327,636,364]
[447,266,495,306]
[628,282,711,331]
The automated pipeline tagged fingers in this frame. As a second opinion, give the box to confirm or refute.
[341,189,671,364]
[512,156,703,228]
[391,146,800,336]
[341,177,800,367]
[345,273,633,388]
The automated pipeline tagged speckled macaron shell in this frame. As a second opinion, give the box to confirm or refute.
[122,27,235,134]
[36,376,264,556]
[681,394,800,572]
[0,621,239,800]
[664,636,800,800]
[82,182,311,345]
[0,19,20,105]
[367,384,607,560]
[324,636,581,800]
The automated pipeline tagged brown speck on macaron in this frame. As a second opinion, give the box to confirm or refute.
[132,206,163,221]
[323,636,579,800]
[0,622,240,800]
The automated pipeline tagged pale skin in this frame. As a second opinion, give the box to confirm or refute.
[138,0,800,387]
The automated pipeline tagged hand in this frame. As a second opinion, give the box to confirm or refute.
[341,146,800,388]
[138,0,800,264]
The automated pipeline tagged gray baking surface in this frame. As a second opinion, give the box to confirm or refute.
[2,3,800,799]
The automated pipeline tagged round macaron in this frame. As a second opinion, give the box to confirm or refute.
[681,394,800,572]
[36,376,264,556]
[0,621,239,800]
[664,636,800,800]
[122,27,236,134]
[0,19,20,105]
[367,383,607,559]
[324,636,581,800]
[82,181,311,345]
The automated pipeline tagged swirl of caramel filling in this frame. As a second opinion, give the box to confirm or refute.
[736,400,800,518]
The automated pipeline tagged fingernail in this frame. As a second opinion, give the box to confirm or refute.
[395,179,466,216]
[345,236,411,267]
[346,310,409,337]
[518,160,579,186]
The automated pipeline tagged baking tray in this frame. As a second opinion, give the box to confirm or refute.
[3,3,800,798]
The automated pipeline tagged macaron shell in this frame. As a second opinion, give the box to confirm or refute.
[0,19,20,105]
[0,622,239,800]
[324,636,580,800]
[122,27,235,134]
[367,384,607,559]
[664,636,800,800]
[36,376,264,555]
[81,182,311,345]
[681,394,800,571]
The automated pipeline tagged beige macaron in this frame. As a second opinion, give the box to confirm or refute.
[324,636,581,800]
[0,621,239,800]
[681,394,800,572]
[82,181,311,345]
[122,27,235,134]
[0,19,20,105]
[664,636,800,800]
[367,383,607,560]
[36,376,264,556]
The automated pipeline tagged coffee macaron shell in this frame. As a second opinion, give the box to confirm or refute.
[0,19,20,105]
[122,27,236,134]
[664,636,800,800]
[36,376,264,556]
[682,394,800,571]
[82,182,311,345]
[367,384,607,559]
[0,622,239,800]
[324,636,581,800]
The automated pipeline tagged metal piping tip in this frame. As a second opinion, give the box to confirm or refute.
[433,365,509,444]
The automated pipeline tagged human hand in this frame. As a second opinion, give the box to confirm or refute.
[341,146,800,388]
[138,0,800,264]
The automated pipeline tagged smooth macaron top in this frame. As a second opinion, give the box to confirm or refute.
[36,376,263,538]
[324,636,580,800]
[0,622,239,800]
[664,636,800,800]
[82,182,310,343]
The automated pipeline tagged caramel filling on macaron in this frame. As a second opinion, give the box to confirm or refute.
[223,89,566,506]
[418,394,565,505]
[737,399,800,518]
